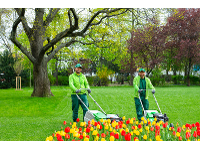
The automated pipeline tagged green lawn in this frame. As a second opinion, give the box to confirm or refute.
[0,86,200,141]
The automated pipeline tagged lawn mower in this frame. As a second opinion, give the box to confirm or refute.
[138,89,169,123]
[76,88,123,123]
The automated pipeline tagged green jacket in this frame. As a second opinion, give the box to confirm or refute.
[133,76,155,99]
[69,72,90,95]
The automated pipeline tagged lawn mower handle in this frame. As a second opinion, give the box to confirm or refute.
[138,89,162,114]
[78,88,107,116]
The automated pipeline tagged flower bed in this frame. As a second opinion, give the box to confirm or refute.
[46,117,200,141]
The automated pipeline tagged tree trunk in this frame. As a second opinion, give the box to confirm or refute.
[31,58,54,97]
[187,59,192,86]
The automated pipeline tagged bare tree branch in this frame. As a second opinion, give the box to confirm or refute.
[46,39,76,62]
[15,8,31,37]
[10,8,36,64]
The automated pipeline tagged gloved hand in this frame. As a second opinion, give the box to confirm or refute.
[76,89,81,94]
[152,89,155,94]
[138,89,142,93]
[87,89,91,94]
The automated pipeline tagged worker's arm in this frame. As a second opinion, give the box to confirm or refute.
[69,75,77,92]
[133,77,139,91]
[84,76,90,89]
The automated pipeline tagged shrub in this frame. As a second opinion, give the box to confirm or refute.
[58,76,69,86]
[48,75,56,85]
[86,76,94,86]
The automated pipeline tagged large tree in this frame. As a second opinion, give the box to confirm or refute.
[10,8,128,97]
[127,21,167,76]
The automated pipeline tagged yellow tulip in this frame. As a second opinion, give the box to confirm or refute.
[143,135,147,140]
[145,126,149,131]
[112,122,116,128]
[156,135,161,141]
[152,121,156,126]
[91,119,95,125]
[110,136,114,141]
[139,129,143,133]
[169,127,171,131]
[154,117,157,122]
[130,131,133,136]
[136,121,139,125]
[125,128,129,133]
[113,129,116,133]
[107,119,111,124]
[83,132,86,137]
[136,130,140,136]
[130,119,133,124]
[198,139,200,141]
[73,122,76,128]
[90,127,94,131]
[92,130,98,136]
[133,130,136,134]
[182,125,186,129]
[144,120,147,124]
[101,138,106,141]
[75,128,79,132]
[123,124,127,128]
[105,125,109,130]
[46,136,53,141]
[100,119,104,122]
[135,138,139,141]
[95,136,99,141]
[150,138,152,141]
[122,116,125,120]
[109,127,113,132]
[60,130,66,136]
[80,122,84,127]
[141,121,143,125]
[73,132,79,137]
[141,117,145,121]
[135,126,138,130]
[84,137,89,141]
[97,124,100,129]
[70,128,75,134]
[176,132,180,137]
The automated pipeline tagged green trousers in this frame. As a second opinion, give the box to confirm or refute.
[134,97,149,121]
[71,94,89,122]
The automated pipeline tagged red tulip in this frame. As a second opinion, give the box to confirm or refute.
[125,133,131,141]
[150,127,154,131]
[131,126,135,130]
[177,127,181,133]
[155,125,160,130]
[88,120,91,124]
[114,133,119,139]
[56,134,63,141]
[52,133,55,137]
[138,124,142,129]
[72,139,75,141]
[134,137,139,141]
[196,130,200,136]
[192,123,196,128]
[63,121,67,125]
[195,122,200,127]
[98,121,101,125]
[88,124,92,128]
[185,123,189,128]
[94,122,98,126]
[126,120,130,124]
[163,122,168,128]
[186,132,191,139]
[115,125,119,129]
[119,124,123,128]
[172,131,176,136]
[79,135,83,139]
[155,130,160,136]
[86,135,90,139]
[178,136,182,141]
[101,133,106,138]
[189,124,192,129]
[65,134,70,139]
[65,127,70,133]
[76,118,80,122]
[97,133,100,137]
[193,131,197,138]
[86,127,90,133]
[110,131,115,137]
[100,125,103,130]
[121,130,126,136]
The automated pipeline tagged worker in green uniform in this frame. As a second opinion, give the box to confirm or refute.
[133,68,155,122]
[69,63,91,122]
